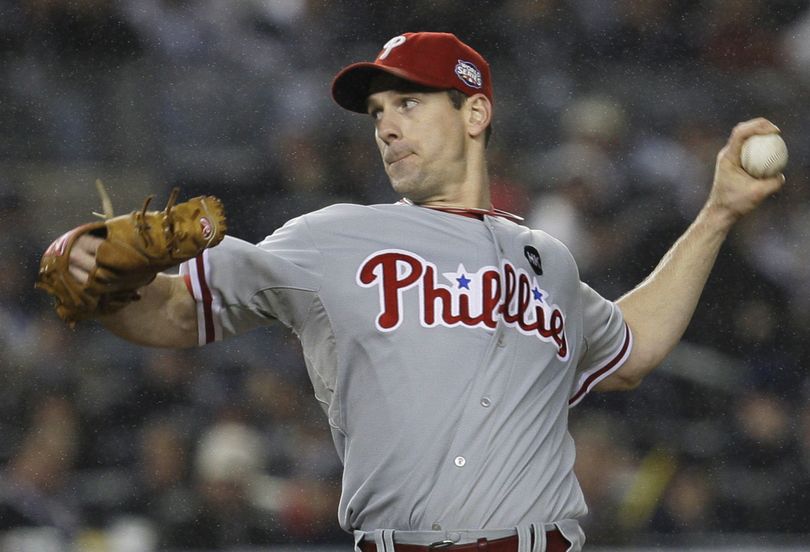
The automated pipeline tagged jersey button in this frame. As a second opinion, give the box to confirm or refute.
[497,336,505,348]
[454,456,466,467]
[480,397,492,408]
[432,523,442,531]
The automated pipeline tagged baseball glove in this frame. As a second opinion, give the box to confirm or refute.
[36,182,227,325]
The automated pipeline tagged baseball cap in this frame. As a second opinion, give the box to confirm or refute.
[331,32,493,113]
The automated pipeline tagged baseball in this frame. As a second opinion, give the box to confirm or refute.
[740,133,788,179]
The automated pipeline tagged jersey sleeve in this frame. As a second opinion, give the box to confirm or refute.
[568,282,633,407]
[179,216,322,345]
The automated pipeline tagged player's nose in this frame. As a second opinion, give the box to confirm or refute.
[375,109,402,145]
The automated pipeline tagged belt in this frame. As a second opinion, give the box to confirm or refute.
[359,529,570,552]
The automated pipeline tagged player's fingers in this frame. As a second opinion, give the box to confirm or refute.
[77,234,102,255]
[725,118,781,164]
[69,235,102,274]
[68,264,90,285]
[761,173,786,197]
[743,173,786,209]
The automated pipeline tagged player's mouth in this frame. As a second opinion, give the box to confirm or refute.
[388,154,414,167]
[384,147,414,166]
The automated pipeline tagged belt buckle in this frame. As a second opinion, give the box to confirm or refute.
[428,540,455,549]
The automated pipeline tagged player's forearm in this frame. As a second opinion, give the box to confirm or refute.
[612,205,734,386]
[603,119,785,391]
[98,273,199,348]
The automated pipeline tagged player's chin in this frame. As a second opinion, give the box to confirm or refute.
[387,172,421,197]
[386,159,421,185]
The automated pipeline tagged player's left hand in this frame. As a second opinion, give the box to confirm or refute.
[36,187,227,325]
[707,117,785,225]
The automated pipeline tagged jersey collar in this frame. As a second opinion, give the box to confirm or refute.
[398,198,524,223]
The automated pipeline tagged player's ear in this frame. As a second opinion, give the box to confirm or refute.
[465,94,492,141]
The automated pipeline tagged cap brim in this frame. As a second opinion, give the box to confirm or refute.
[331,62,439,113]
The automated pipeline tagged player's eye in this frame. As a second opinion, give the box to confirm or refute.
[400,98,418,111]
[368,108,382,120]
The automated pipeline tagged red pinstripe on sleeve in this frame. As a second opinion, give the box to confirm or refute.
[179,251,220,345]
[195,254,215,344]
[569,322,633,407]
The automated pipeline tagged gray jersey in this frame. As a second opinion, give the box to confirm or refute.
[180,202,632,547]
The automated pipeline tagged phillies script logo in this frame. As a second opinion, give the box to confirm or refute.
[357,249,568,359]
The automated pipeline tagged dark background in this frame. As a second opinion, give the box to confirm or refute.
[1,0,810,549]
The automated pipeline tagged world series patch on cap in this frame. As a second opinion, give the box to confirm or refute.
[331,32,493,113]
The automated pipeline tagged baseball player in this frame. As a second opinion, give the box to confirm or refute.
[47,32,784,551]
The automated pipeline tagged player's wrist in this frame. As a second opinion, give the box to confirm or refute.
[698,201,739,234]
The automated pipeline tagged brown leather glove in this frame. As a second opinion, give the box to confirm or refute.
[36,185,227,325]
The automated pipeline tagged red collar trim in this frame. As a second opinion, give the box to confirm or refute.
[397,199,524,222]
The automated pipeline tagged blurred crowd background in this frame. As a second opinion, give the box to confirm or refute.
[2,0,810,550]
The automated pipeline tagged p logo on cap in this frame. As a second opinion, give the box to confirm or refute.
[331,32,493,113]
[379,35,406,60]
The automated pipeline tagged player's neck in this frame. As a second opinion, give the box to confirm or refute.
[421,158,490,210]
[417,186,489,210]
[403,166,523,221]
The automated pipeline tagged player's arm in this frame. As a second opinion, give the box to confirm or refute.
[595,118,784,391]
[69,234,199,348]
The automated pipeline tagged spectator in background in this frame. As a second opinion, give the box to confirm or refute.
[125,418,195,547]
[570,413,636,545]
[0,395,81,546]
[650,465,719,535]
[159,419,280,550]
[716,391,804,532]
[786,399,810,532]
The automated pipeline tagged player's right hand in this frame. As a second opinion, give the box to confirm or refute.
[709,117,784,225]
[68,234,102,285]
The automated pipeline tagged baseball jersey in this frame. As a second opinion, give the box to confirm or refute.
[180,202,632,546]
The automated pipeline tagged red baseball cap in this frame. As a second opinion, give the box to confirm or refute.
[331,32,493,113]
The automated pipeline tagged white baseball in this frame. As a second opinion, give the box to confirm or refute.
[740,133,788,179]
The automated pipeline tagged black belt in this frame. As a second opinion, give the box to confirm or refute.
[359,529,570,552]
